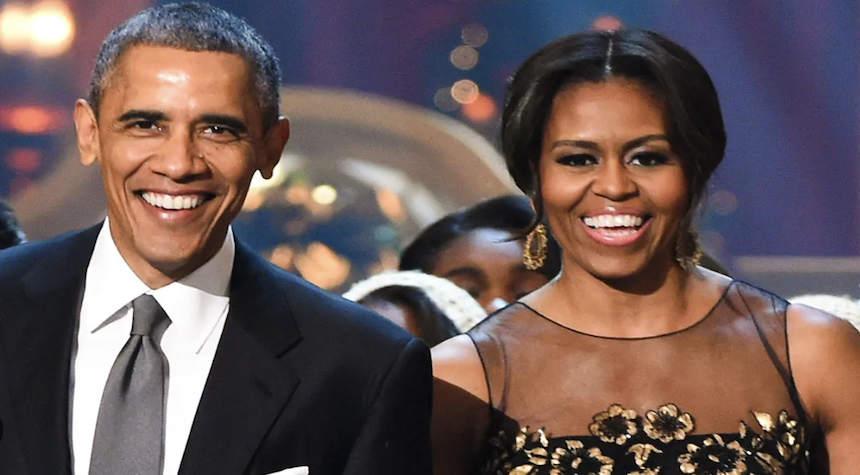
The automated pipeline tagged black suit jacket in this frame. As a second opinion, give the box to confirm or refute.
[0,226,433,475]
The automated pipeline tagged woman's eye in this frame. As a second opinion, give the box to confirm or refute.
[557,153,598,167]
[629,152,670,167]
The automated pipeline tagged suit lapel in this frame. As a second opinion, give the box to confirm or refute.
[0,227,100,475]
[179,241,303,475]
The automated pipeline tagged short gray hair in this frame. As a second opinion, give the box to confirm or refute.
[88,2,281,128]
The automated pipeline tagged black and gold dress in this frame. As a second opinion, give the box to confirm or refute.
[468,281,820,475]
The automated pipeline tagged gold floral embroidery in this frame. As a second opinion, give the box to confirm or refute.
[628,443,663,468]
[549,440,613,475]
[588,404,639,445]
[483,405,807,475]
[678,434,746,475]
[644,404,695,443]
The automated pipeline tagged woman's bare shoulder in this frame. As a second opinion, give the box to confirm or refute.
[432,334,489,403]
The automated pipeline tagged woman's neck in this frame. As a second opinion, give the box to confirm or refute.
[527,261,721,339]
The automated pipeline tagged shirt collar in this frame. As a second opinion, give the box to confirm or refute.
[83,219,235,352]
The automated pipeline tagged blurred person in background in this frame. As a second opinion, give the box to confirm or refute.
[400,195,561,314]
[344,270,487,346]
[431,29,860,474]
[0,199,26,249]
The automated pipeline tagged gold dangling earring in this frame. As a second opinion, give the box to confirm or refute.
[523,224,548,271]
[675,228,702,270]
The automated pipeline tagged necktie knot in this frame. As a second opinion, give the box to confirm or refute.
[131,294,171,343]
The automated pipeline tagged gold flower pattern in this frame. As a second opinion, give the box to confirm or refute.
[678,434,746,475]
[589,404,639,445]
[482,403,808,475]
[644,404,695,443]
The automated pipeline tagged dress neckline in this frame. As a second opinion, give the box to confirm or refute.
[515,280,736,341]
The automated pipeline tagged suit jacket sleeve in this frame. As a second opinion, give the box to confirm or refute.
[342,337,433,475]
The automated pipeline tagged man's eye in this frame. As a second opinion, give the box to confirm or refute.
[629,152,670,167]
[557,153,598,167]
[202,125,240,142]
[131,121,159,130]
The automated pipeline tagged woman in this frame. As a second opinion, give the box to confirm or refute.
[343,270,486,345]
[432,29,860,474]
[400,195,561,314]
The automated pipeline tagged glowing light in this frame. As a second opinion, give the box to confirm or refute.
[29,1,75,57]
[451,79,480,105]
[462,93,497,123]
[285,184,311,204]
[375,188,406,222]
[591,14,623,31]
[0,105,66,134]
[433,87,458,112]
[294,242,351,290]
[450,45,479,70]
[311,184,338,205]
[269,244,296,270]
[0,4,31,53]
[8,176,35,197]
[708,190,739,215]
[461,23,488,47]
[5,148,41,172]
[0,1,75,57]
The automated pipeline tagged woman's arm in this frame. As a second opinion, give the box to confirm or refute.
[431,334,492,475]
[788,303,860,474]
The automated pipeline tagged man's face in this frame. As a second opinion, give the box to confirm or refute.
[74,45,289,288]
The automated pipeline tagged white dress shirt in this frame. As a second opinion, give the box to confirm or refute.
[71,220,234,475]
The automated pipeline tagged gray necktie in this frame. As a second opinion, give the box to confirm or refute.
[90,294,171,475]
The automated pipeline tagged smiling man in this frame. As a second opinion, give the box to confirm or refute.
[0,3,432,475]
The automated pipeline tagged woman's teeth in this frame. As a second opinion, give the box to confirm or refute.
[583,215,644,229]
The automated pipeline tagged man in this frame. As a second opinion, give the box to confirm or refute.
[0,3,432,475]
[0,199,26,249]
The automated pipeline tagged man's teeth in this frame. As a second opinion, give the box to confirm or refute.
[583,215,644,229]
[141,192,205,210]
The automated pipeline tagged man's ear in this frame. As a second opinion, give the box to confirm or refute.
[74,99,100,166]
[258,116,290,179]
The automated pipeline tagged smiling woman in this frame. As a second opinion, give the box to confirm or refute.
[430,29,860,475]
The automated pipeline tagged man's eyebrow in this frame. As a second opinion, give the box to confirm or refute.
[117,110,167,123]
[199,114,248,134]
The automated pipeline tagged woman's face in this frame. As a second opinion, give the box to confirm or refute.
[539,79,689,280]
[430,228,551,313]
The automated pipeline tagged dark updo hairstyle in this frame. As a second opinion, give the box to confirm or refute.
[502,29,726,264]
[358,286,460,347]
[399,195,561,279]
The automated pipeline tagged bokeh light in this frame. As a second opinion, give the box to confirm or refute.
[29,1,75,57]
[0,1,75,57]
[708,189,739,216]
[311,184,338,205]
[591,14,623,31]
[461,23,489,47]
[6,148,42,172]
[462,93,497,123]
[451,79,480,104]
[0,3,31,54]
[450,45,479,70]
[433,87,459,112]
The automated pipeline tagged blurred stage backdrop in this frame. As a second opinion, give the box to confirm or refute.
[0,0,857,296]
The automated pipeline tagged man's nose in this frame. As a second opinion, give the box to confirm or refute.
[151,133,206,180]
